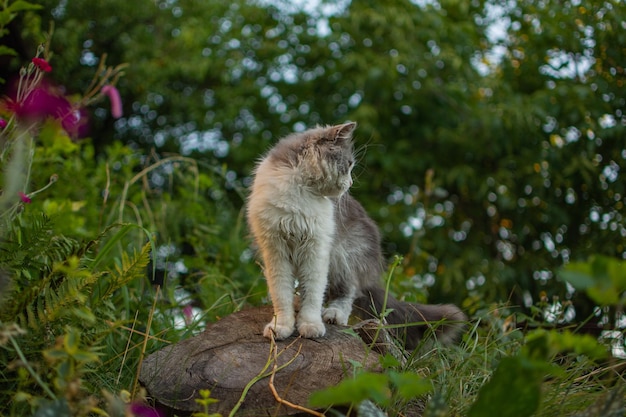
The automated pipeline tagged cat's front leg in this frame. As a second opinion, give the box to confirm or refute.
[296,251,329,339]
[262,246,297,340]
[264,295,296,340]
[264,312,295,340]
[297,307,326,338]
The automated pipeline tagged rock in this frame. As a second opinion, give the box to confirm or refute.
[140,306,382,416]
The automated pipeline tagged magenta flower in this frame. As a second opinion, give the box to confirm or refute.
[3,84,90,139]
[32,57,52,73]
[60,107,90,139]
[128,402,163,417]
[18,192,31,204]
[0,118,6,129]
[101,85,122,118]
[183,304,194,325]
[16,87,71,121]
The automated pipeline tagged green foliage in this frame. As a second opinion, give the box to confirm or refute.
[388,370,433,403]
[43,327,101,393]
[309,372,393,409]
[1,1,625,416]
[307,305,619,417]
[560,255,626,306]
[0,0,42,63]
[20,0,625,326]
[468,356,545,417]
[525,328,608,361]
[0,27,257,417]
[468,327,610,417]
[0,217,154,415]
[192,389,223,417]
[0,133,257,415]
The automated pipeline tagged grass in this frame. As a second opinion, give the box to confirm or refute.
[0,122,623,417]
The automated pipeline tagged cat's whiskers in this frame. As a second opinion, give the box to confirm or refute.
[350,141,379,190]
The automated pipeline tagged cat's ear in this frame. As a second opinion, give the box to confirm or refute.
[332,121,357,142]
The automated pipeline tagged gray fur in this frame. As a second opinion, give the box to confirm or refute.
[247,122,466,348]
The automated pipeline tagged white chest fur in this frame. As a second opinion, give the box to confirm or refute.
[248,160,336,244]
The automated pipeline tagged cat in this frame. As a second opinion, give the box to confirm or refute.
[247,122,466,349]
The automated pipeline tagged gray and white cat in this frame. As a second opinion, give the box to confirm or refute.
[247,122,465,349]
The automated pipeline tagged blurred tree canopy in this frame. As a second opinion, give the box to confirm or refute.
[3,0,625,323]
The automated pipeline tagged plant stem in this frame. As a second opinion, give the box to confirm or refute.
[228,334,303,417]
[9,335,57,400]
[363,255,403,365]
[132,284,160,398]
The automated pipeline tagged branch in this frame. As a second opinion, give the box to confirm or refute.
[268,332,325,417]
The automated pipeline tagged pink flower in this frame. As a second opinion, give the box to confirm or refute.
[18,192,31,204]
[129,402,163,417]
[3,84,90,139]
[101,85,122,118]
[183,304,194,325]
[0,118,6,129]
[32,57,52,73]
[60,107,90,139]
[16,87,71,121]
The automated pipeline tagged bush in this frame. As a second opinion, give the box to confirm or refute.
[0,36,259,417]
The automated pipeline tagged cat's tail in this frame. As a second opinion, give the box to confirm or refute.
[353,286,467,350]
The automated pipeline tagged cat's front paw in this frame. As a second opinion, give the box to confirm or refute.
[297,320,326,339]
[264,322,295,340]
[323,307,349,325]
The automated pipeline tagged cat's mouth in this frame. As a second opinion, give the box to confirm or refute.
[316,186,347,198]
[327,183,351,198]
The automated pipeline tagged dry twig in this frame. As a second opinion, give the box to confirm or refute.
[268,332,325,417]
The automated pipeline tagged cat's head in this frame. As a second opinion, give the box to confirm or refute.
[274,122,357,197]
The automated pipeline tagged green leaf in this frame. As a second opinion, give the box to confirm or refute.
[388,371,432,401]
[39,120,81,156]
[33,399,71,417]
[72,350,100,364]
[559,256,626,306]
[605,256,626,295]
[558,268,594,290]
[0,10,13,26]
[64,328,80,356]
[89,224,148,270]
[56,360,72,384]
[0,45,17,57]
[379,353,402,369]
[468,357,543,417]
[546,330,607,360]
[43,349,67,360]
[308,372,391,408]
[7,0,43,13]
[521,329,552,361]
[587,287,620,306]
[71,306,97,324]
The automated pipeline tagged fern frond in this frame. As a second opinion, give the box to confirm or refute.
[0,213,85,289]
[90,242,151,305]
[5,254,100,330]
[0,213,55,280]
[23,304,37,330]
[33,259,99,327]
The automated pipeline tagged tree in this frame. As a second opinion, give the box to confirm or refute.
[4,0,625,325]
